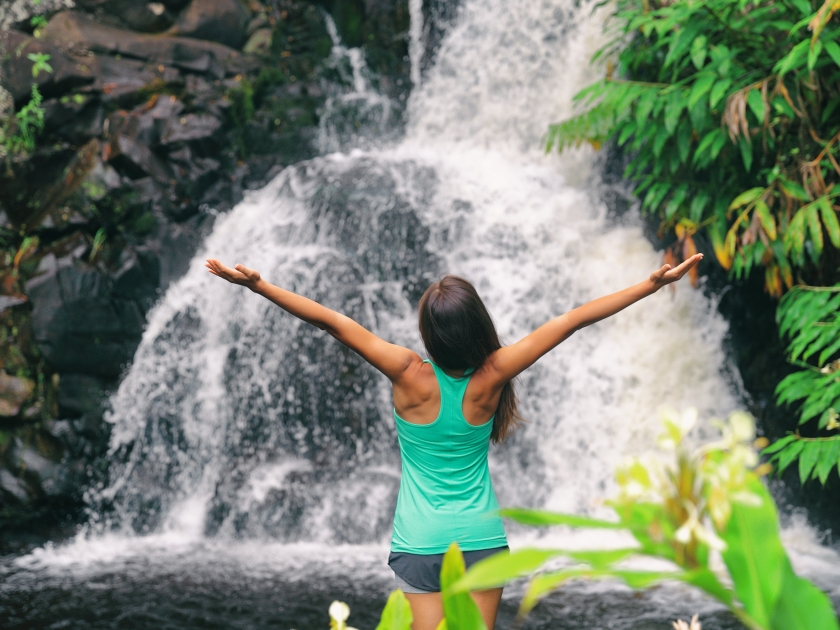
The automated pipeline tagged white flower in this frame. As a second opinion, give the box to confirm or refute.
[672,614,702,630]
[329,601,354,630]
[658,407,697,450]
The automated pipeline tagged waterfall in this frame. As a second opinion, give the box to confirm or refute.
[88,0,741,544]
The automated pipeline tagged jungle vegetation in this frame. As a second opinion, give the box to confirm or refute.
[545,0,840,489]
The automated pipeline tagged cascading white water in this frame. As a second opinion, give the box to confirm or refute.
[91,0,739,543]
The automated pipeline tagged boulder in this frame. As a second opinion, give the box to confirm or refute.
[0,295,27,314]
[107,134,174,183]
[168,0,250,49]
[57,373,108,418]
[160,112,222,145]
[243,28,272,56]
[24,254,147,377]
[92,55,182,105]
[0,373,35,417]
[0,30,96,104]
[0,469,30,504]
[41,11,256,79]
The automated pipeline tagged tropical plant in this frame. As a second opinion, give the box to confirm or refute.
[27,52,52,77]
[547,0,840,296]
[435,409,840,630]
[3,84,47,156]
[764,283,840,484]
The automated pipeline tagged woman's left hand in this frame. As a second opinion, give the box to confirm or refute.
[649,253,703,291]
[205,258,262,289]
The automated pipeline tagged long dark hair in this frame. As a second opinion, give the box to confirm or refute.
[417,275,524,443]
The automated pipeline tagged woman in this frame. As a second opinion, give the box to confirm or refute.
[205,252,702,630]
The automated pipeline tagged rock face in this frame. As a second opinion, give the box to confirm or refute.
[0,0,413,544]
[168,0,251,48]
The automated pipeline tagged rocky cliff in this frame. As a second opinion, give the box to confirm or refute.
[0,0,411,546]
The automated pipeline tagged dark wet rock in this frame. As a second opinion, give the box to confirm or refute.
[0,469,30,503]
[0,30,96,104]
[243,27,273,56]
[160,112,223,145]
[0,374,35,417]
[55,100,106,145]
[112,248,161,309]
[24,254,145,378]
[0,295,27,314]
[57,373,108,418]
[90,55,182,105]
[81,0,177,33]
[41,11,256,78]
[168,0,251,49]
[107,135,174,183]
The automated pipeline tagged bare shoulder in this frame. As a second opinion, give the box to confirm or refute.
[392,355,440,423]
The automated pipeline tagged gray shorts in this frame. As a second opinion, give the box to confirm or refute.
[394,572,436,594]
[390,546,509,593]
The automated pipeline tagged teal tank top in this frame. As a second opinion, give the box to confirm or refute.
[391,360,508,554]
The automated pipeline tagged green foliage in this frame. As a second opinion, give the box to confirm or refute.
[374,591,412,630]
[764,284,840,484]
[439,544,487,630]
[29,15,47,37]
[4,84,46,155]
[547,0,840,296]
[446,410,840,630]
[27,52,52,77]
[228,78,255,157]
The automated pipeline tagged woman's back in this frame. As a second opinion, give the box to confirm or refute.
[391,360,508,554]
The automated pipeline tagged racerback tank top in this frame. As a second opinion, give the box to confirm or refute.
[390,360,508,554]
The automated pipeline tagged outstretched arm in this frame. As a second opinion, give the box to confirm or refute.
[205,259,419,382]
[487,254,704,382]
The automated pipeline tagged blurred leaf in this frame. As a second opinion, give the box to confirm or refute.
[439,544,487,630]
[450,549,560,593]
[720,476,785,628]
[499,509,622,529]
[375,591,413,630]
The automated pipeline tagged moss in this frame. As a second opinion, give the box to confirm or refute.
[332,0,365,48]
[228,78,255,158]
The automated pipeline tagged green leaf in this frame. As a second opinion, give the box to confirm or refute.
[755,199,777,239]
[499,509,623,529]
[653,123,671,157]
[785,209,807,262]
[710,79,732,109]
[807,40,823,72]
[775,439,805,475]
[689,191,709,223]
[739,136,753,172]
[746,89,765,124]
[664,90,684,134]
[690,35,707,69]
[818,197,840,248]
[778,179,811,202]
[688,73,715,110]
[720,476,786,628]
[762,434,797,456]
[770,563,840,630]
[450,549,560,593]
[815,438,840,485]
[798,441,821,483]
[729,188,764,211]
[824,40,840,68]
[806,203,824,255]
[678,569,734,606]
[439,544,487,630]
[376,590,413,630]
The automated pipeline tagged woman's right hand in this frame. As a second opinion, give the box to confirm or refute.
[205,258,262,289]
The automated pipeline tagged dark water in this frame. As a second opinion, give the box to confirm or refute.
[0,541,760,630]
